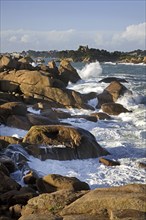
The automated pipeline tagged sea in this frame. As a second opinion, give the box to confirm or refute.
[1,61,146,189]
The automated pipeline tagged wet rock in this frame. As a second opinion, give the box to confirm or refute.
[22,125,109,160]
[81,92,97,103]
[0,136,22,150]
[99,157,120,166]
[138,162,146,169]
[6,115,31,130]
[96,81,131,108]
[0,155,16,173]
[58,60,81,85]
[101,102,131,115]
[0,187,37,206]
[9,204,22,219]
[36,174,90,193]
[0,101,28,125]
[0,163,10,176]
[74,115,97,122]
[23,170,39,185]
[0,171,20,193]
[90,112,111,120]
[27,113,59,126]
[98,77,128,83]
[0,101,27,117]
[9,190,38,206]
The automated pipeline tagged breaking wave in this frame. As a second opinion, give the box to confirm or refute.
[78,61,102,80]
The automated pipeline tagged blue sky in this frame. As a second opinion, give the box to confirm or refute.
[1,0,146,52]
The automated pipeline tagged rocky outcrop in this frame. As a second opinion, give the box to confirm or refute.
[99,157,120,166]
[90,112,111,120]
[61,184,146,220]
[0,70,90,109]
[22,125,109,160]
[101,102,131,115]
[20,189,87,220]
[36,174,90,193]
[96,81,131,108]
[18,183,146,220]
[58,59,81,85]
[0,55,34,71]
[0,55,18,71]
[0,171,20,193]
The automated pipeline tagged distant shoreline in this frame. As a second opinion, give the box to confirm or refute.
[1,46,146,64]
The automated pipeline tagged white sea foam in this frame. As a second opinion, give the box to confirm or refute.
[118,62,146,66]
[78,61,102,80]
[27,106,41,114]
[104,61,117,65]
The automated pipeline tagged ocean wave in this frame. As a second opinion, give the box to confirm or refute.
[77,61,102,79]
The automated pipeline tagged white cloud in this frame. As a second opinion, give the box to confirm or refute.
[111,22,146,50]
[121,22,145,42]
[9,36,17,42]
[1,22,145,52]
[21,34,29,43]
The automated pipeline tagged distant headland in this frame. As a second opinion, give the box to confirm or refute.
[1,45,146,64]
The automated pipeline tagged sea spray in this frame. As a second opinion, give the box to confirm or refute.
[78,61,102,79]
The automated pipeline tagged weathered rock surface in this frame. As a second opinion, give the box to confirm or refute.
[58,60,81,85]
[36,174,90,193]
[0,70,89,109]
[101,102,131,115]
[90,112,111,120]
[0,56,18,71]
[0,136,22,150]
[20,189,87,220]
[22,125,109,160]
[96,81,131,108]
[61,184,146,220]
[99,157,120,166]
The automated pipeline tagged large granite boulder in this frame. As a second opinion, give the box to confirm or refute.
[0,70,89,109]
[20,189,87,220]
[61,184,146,220]
[22,125,109,160]
[96,81,131,108]
[0,101,27,124]
[58,60,81,85]
[18,184,146,220]
[101,102,131,115]
[0,55,18,71]
[36,174,90,193]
